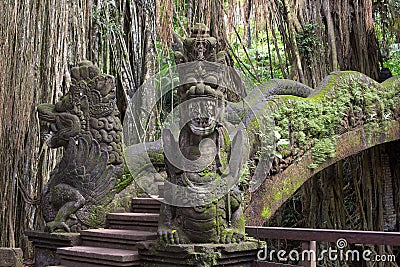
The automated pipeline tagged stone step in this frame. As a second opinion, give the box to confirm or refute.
[58,246,140,267]
[130,197,162,213]
[26,230,81,267]
[80,229,157,250]
[138,240,261,267]
[107,213,159,232]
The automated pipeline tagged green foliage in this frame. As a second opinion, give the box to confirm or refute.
[384,48,400,76]
[230,26,288,83]
[273,98,342,163]
[114,172,134,193]
[239,160,256,190]
[154,46,179,139]
[273,72,398,168]
[296,23,324,63]
[296,23,324,56]
[308,138,336,169]
[239,161,250,186]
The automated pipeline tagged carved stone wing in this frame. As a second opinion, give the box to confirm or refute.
[59,137,115,204]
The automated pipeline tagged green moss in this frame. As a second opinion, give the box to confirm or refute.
[261,206,272,219]
[148,150,164,165]
[87,204,112,228]
[308,138,336,169]
[193,248,221,266]
[236,214,246,229]
[271,72,399,169]
[114,172,134,193]
[272,189,283,202]
[265,178,305,219]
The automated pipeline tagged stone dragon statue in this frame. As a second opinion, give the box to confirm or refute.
[37,61,123,232]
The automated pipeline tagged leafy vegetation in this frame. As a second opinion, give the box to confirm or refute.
[296,23,324,66]
[272,72,399,169]
[230,27,288,83]
[384,45,400,76]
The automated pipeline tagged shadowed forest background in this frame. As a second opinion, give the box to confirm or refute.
[0,0,399,260]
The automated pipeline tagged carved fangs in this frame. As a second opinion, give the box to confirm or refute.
[190,121,216,136]
[43,133,52,145]
[40,121,58,144]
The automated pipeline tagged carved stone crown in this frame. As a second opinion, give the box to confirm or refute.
[183,23,217,62]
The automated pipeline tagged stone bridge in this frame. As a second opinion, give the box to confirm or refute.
[244,71,400,226]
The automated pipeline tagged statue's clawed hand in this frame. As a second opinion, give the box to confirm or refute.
[45,221,71,233]
[158,227,180,244]
[220,228,244,244]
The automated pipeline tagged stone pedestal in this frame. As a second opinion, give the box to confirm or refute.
[0,248,23,267]
[26,230,81,267]
[138,239,263,267]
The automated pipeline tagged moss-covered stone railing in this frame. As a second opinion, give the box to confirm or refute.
[244,72,400,226]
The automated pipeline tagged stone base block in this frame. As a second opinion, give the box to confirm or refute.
[0,248,23,267]
[58,246,140,267]
[138,238,263,267]
[26,230,81,267]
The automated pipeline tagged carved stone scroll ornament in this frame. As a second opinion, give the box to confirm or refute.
[37,61,123,232]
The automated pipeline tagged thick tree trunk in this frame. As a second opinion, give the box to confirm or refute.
[323,1,338,72]
[0,0,91,253]
[277,0,380,86]
[332,0,379,80]
[283,0,305,84]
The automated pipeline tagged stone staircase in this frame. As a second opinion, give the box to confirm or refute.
[57,197,162,267]
[105,213,159,232]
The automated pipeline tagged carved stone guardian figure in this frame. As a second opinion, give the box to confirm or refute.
[136,24,261,267]
[158,24,246,245]
[37,61,123,232]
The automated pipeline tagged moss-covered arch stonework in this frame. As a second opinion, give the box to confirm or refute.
[245,121,400,225]
[244,72,400,226]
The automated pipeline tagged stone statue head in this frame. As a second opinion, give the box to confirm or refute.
[181,83,225,136]
[37,60,123,165]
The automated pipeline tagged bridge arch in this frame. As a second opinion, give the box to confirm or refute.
[245,72,400,226]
